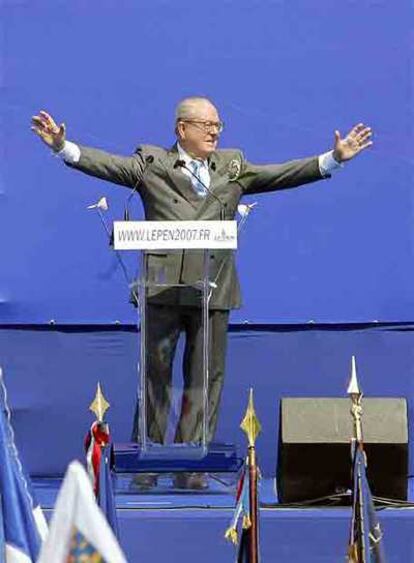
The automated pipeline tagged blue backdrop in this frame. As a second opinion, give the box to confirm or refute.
[2,324,413,478]
[1,0,412,324]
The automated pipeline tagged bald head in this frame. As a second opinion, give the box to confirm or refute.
[175,96,222,159]
[175,96,218,122]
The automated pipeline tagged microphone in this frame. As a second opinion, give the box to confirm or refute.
[174,159,226,220]
[123,154,154,220]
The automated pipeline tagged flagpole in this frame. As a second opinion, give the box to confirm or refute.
[347,356,367,563]
[240,388,261,563]
[346,356,386,562]
[247,444,259,563]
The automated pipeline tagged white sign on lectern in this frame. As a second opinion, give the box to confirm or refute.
[113,220,238,250]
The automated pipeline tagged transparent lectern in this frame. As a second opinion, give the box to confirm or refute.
[113,220,242,488]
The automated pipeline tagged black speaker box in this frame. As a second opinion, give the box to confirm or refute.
[277,398,408,503]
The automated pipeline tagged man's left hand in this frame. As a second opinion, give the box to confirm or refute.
[333,123,373,163]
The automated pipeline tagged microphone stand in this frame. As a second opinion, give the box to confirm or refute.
[210,202,257,289]
[123,155,154,221]
[88,201,139,305]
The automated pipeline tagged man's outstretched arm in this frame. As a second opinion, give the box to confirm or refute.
[31,110,145,188]
[237,122,373,195]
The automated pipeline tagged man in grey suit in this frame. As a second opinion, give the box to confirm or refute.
[31,97,372,467]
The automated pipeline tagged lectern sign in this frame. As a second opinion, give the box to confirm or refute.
[113,220,238,250]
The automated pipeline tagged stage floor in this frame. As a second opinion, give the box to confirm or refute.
[34,476,414,562]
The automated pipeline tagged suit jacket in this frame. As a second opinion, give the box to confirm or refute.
[69,143,326,309]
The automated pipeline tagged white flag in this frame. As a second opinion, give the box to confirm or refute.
[37,461,126,563]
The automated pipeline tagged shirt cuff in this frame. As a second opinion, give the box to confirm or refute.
[318,150,343,177]
[56,141,81,164]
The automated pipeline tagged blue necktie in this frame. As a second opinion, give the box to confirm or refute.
[189,160,207,197]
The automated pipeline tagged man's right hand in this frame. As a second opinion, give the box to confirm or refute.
[31,111,66,152]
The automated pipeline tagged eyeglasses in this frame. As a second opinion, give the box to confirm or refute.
[180,119,224,134]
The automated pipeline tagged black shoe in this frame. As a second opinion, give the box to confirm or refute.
[131,473,158,490]
[173,472,208,490]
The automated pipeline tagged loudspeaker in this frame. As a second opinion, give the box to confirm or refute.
[277,398,408,503]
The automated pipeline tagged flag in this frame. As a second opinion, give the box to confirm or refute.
[0,499,5,563]
[225,459,257,562]
[38,460,126,563]
[348,447,386,562]
[85,421,119,537]
[98,446,119,538]
[84,421,111,496]
[226,390,261,562]
[0,368,48,563]
[237,528,250,563]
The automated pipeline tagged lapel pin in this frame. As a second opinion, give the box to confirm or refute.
[228,158,241,181]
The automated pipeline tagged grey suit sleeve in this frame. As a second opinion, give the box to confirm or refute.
[236,154,326,195]
[66,145,147,189]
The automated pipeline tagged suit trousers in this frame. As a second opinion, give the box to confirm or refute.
[131,304,230,444]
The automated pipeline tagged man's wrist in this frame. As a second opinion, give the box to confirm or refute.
[332,150,342,164]
[54,141,81,163]
[52,141,65,153]
[318,150,343,177]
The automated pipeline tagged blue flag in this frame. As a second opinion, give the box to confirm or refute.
[98,446,119,539]
[0,368,47,562]
[348,447,386,562]
[0,496,5,563]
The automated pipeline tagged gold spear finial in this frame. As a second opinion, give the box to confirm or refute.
[346,356,364,444]
[240,388,261,447]
[89,382,110,422]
